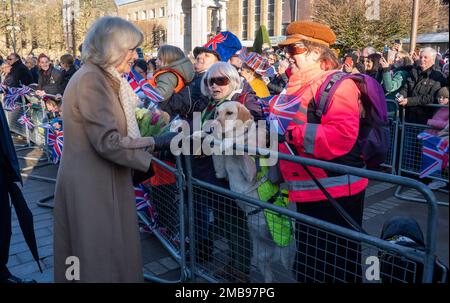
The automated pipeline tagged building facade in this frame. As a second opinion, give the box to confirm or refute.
[227,0,313,45]
[116,0,228,52]
[116,0,313,52]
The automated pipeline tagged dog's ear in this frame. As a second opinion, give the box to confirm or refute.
[237,103,253,123]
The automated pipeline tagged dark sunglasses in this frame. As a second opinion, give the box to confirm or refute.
[284,44,308,56]
[204,76,230,87]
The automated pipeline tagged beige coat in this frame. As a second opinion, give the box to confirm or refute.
[53,62,152,282]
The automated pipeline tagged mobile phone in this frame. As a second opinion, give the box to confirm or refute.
[344,56,353,67]
[395,93,403,101]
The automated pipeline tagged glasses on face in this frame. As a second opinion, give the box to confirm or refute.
[6,57,13,61]
[284,44,307,56]
[204,76,230,87]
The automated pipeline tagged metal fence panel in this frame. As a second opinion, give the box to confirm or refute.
[395,105,449,206]
[382,100,400,173]
[183,146,439,283]
[140,156,189,282]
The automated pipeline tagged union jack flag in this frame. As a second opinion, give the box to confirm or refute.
[134,184,150,211]
[2,86,31,111]
[18,113,35,130]
[135,184,157,231]
[417,132,449,178]
[204,32,228,50]
[258,89,302,135]
[127,68,163,107]
[47,128,64,164]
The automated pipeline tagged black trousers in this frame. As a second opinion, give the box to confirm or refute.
[0,171,12,280]
[294,190,365,283]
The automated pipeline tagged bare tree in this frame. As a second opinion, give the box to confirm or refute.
[313,0,447,51]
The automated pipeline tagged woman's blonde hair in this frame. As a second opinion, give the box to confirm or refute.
[82,16,143,69]
[396,50,413,66]
[157,45,185,67]
[302,40,339,70]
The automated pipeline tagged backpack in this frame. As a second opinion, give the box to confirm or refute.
[315,72,390,169]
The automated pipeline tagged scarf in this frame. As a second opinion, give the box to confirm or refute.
[107,67,141,138]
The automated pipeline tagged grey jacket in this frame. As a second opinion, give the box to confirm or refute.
[154,57,195,101]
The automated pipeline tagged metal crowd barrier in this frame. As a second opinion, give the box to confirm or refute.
[1,92,58,207]
[382,100,400,174]
[395,104,449,206]
[181,143,440,283]
[5,95,48,162]
[139,156,190,283]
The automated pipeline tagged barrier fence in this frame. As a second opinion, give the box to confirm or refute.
[394,104,449,206]
[180,144,440,283]
[2,92,447,283]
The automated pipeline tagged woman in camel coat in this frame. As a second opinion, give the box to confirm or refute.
[53,17,160,282]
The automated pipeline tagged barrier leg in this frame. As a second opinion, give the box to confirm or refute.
[395,184,449,207]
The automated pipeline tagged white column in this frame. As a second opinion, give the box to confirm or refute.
[219,0,227,31]
[191,0,209,49]
[167,0,183,49]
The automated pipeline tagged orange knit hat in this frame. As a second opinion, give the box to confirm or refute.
[279,21,336,47]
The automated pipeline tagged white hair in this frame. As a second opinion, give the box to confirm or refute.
[81,16,143,69]
[364,46,377,56]
[420,47,437,61]
[200,62,242,98]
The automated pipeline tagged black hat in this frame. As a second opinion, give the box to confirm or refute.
[193,46,220,61]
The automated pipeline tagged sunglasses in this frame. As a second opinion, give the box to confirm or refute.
[204,76,230,87]
[284,43,307,56]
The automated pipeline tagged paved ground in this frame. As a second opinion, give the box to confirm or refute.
[6,139,449,283]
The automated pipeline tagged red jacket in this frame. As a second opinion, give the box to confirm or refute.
[279,66,368,203]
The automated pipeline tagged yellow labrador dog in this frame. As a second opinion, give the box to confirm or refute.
[211,101,294,283]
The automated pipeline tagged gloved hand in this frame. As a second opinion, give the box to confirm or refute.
[153,132,179,151]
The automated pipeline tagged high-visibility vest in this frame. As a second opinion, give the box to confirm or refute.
[279,72,368,203]
[147,68,185,94]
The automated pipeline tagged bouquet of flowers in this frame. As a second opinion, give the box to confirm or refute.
[135,108,171,137]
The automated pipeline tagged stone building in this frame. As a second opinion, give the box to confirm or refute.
[115,0,314,52]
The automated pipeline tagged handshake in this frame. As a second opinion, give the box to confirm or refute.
[119,132,179,152]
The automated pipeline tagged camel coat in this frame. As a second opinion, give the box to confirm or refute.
[53,62,152,282]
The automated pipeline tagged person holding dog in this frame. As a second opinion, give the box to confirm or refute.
[277,21,368,282]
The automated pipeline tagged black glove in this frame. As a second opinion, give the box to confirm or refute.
[153,132,179,151]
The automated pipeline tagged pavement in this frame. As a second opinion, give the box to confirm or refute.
[6,137,449,283]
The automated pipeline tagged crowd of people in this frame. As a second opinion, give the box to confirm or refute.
[1,16,448,283]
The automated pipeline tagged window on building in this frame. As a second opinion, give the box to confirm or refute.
[254,0,261,37]
[268,0,275,36]
[149,9,155,19]
[159,7,165,17]
[134,11,138,21]
[142,10,147,20]
[242,0,248,40]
